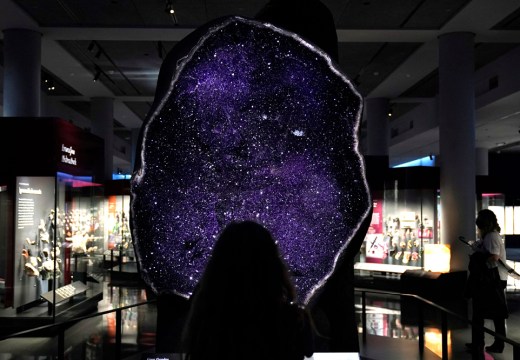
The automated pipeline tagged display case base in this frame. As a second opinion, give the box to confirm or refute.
[0,285,103,338]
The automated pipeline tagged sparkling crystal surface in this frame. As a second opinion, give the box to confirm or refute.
[131,16,370,303]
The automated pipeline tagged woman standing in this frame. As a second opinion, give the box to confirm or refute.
[466,209,508,357]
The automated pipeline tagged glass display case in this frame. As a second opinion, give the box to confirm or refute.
[7,174,105,315]
[58,173,105,285]
[103,192,137,273]
[0,173,104,321]
[102,180,139,284]
[105,194,132,257]
[0,117,106,324]
[357,167,440,273]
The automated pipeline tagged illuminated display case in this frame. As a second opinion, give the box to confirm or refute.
[104,181,133,257]
[357,166,440,272]
[0,117,104,325]
[0,175,105,319]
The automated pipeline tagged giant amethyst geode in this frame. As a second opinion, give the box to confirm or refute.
[130,16,370,304]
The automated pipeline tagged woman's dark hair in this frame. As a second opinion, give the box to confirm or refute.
[476,208,501,237]
[181,220,310,360]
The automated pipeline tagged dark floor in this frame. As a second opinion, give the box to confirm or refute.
[0,269,519,360]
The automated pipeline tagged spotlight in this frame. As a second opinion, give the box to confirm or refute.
[165,0,178,24]
[43,78,56,91]
[87,41,95,52]
[387,109,393,117]
[95,49,102,59]
[164,0,174,14]
[429,153,433,160]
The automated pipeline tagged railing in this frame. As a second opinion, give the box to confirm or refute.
[356,287,520,360]
[3,287,519,359]
[0,299,157,360]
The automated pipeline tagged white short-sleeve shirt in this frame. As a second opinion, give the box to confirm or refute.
[482,230,508,281]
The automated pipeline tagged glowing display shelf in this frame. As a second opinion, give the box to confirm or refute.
[354,262,421,274]
[40,281,87,304]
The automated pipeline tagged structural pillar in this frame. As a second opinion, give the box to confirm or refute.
[438,32,476,272]
[365,98,389,156]
[2,28,41,117]
[91,97,114,182]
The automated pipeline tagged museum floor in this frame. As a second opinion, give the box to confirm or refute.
[0,270,519,360]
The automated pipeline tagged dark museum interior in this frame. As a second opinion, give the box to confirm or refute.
[1,1,520,359]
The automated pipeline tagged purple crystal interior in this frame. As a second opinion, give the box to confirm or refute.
[130,16,370,304]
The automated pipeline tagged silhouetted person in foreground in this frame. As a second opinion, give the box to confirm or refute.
[181,220,315,360]
[465,209,508,359]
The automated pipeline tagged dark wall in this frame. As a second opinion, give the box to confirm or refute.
[489,153,520,205]
[1,117,104,181]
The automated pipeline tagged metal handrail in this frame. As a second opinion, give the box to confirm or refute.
[355,287,520,360]
[2,287,519,359]
[0,298,157,360]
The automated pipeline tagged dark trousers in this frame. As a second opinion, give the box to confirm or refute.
[472,314,506,347]
[471,280,507,348]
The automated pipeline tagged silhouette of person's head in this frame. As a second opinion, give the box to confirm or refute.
[197,220,296,304]
[181,220,313,359]
[476,208,501,235]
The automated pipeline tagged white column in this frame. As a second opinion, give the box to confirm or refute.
[438,32,476,272]
[2,29,41,116]
[91,97,114,182]
[365,98,389,156]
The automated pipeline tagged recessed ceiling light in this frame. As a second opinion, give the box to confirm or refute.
[496,142,506,146]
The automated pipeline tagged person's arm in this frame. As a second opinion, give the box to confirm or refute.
[489,254,500,262]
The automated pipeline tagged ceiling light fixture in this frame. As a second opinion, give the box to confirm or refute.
[165,0,178,25]
[43,78,55,91]
[165,0,174,14]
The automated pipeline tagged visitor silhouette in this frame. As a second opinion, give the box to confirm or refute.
[180,220,315,360]
[465,209,508,358]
